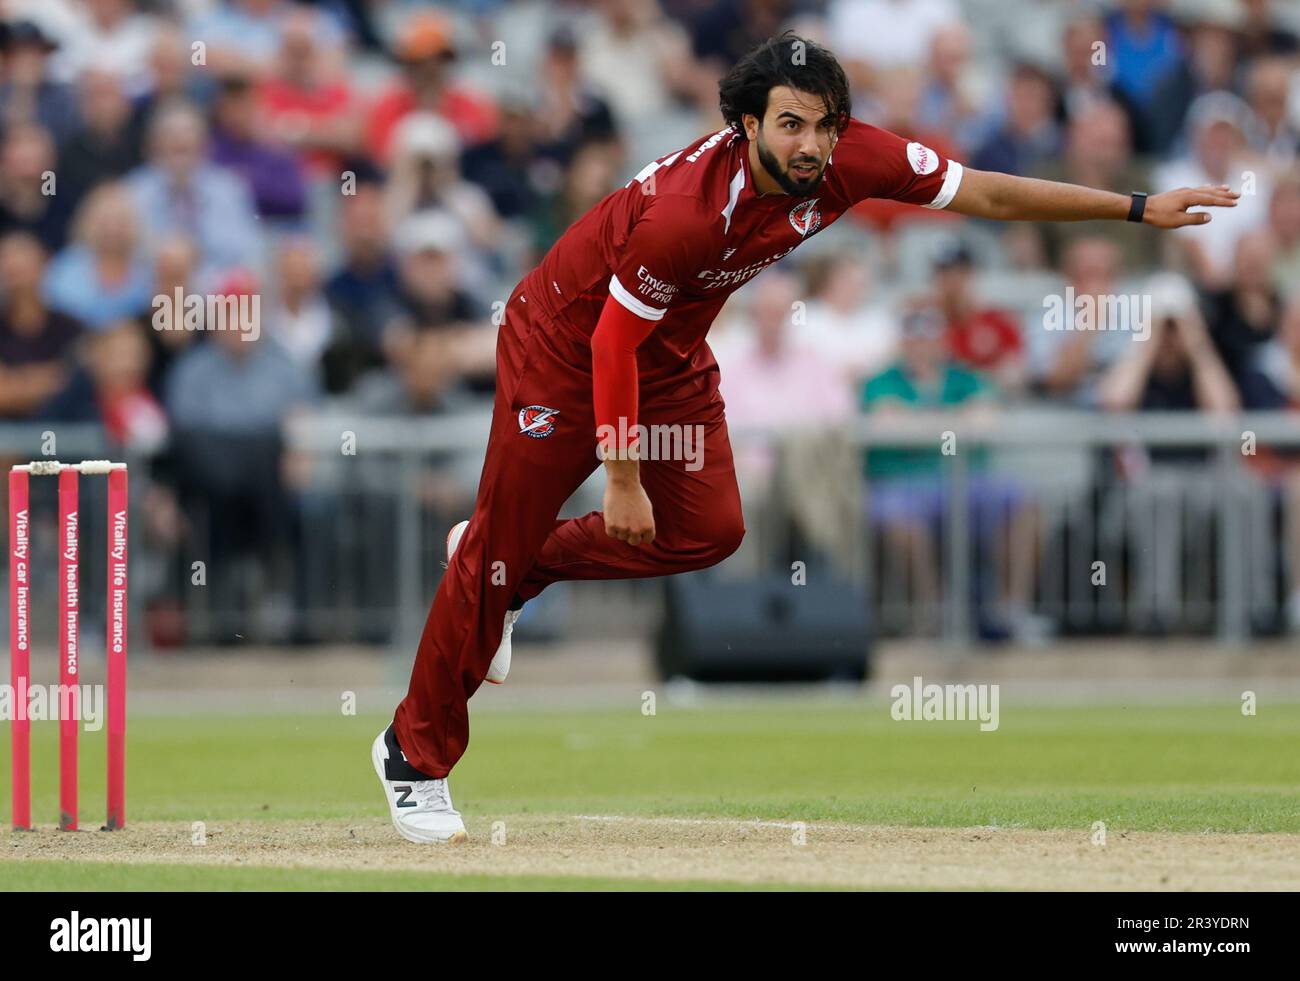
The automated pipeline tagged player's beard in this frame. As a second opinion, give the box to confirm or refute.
[756,129,825,197]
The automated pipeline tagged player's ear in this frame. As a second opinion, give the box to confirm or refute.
[743,113,760,141]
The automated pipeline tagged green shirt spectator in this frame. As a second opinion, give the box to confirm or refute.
[861,359,993,479]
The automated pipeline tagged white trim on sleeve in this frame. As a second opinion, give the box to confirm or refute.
[923,160,965,211]
[608,274,667,321]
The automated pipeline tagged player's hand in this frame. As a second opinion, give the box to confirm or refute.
[603,477,656,546]
[1144,185,1239,228]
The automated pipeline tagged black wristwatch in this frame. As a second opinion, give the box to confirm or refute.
[1127,191,1148,224]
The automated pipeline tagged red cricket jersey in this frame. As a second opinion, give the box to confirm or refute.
[521,118,964,380]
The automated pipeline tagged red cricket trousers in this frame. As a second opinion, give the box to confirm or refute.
[393,283,746,777]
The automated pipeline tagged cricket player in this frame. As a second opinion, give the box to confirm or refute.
[374,33,1238,843]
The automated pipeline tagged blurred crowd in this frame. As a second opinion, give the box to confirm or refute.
[2,0,1300,642]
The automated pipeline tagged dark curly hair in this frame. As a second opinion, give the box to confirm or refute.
[718,32,851,139]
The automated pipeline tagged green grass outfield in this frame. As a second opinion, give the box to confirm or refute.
[2,699,1298,889]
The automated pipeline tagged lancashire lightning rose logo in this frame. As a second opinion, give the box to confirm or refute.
[518,404,559,438]
[788,198,822,238]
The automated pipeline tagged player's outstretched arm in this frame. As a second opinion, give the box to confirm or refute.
[946,168,1240,228]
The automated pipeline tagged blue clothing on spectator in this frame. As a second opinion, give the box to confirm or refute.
[0,81,80,143]
[43,245,153,330]
[1105,10,1184,109]
[165,339,317,436]
[971,122,1062,178]
[125,164,263,288]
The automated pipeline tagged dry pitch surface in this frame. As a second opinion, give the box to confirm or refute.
[5,818,1299,891]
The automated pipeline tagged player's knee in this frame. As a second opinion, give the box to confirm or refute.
[708,510,746,563]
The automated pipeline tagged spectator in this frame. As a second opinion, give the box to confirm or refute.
[265,237,333,379]
[257,6,361,179]
[165,275,315,434]
[1267,172,1300,299]
[1097,274,1240,632]
[932,242,1025,393]
[1245,57,1300,168]
[0,232,81,418]
[164,276,316,642]
[340,327,482,642]
[0,19,79,144]
[1026,237,1133,404]
[385,210,494,389]
[970,62,1061,178]
[50,0,157,98]
[1104,0,1185,121]
[141,21,195,107]
[795,253,899,388]
[580,0,693,131]
[57,69,146,212]
[461,96,552,221]
[1248,288,1300,407]
[718,269,853,486]
[530,139,621,260]
[144,234,201,398]
[1100,273,1240,416]
[126,100,263,288]
[714,269,852,573]
[365,11,498,164]
[44,318,168,455]
[828,0,958,91]
[1059,14,1140,127]
[351,330,479,417]
[1032,101,1160,271]
[1239,0,1299,59]
[689,0,791,75]
[917,24,984,154]
[1245,296,1300,631]
[209,71,308,221]
[383,113,503,298]
[532,26,619,165]
[1146,9,1240,155]
[1201,229,1284,403]
[862,304,1039,640]
[1154,92,1271,290]
[43,181,152,330]
[322,175,399,393]
[186,0,344,84]
[0,122,75,251]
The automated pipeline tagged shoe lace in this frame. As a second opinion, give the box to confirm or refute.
[410,778,459,815]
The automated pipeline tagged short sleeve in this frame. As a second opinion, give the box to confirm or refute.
[609,195,716,321]
[831,120,965,211]
[862,367,910,406]
[956,368,991,402]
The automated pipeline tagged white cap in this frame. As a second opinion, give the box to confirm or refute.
[394,209,461,256]
[393,112,460,160]
[1147,272,1199,320]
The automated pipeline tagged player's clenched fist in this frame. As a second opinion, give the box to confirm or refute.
[603,477,656,546]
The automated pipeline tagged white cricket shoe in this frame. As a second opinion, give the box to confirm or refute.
[446,519,520,685]
[372,726,468,844]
